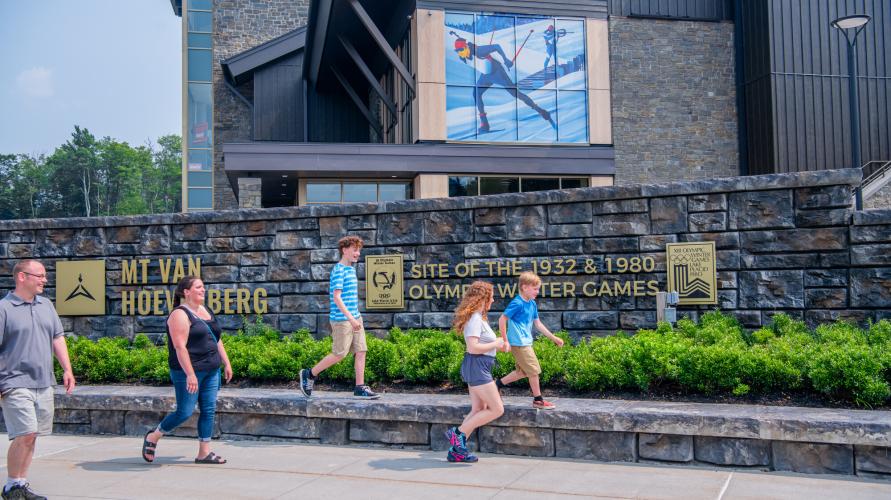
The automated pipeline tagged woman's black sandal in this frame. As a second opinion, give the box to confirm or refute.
[195,452,227,464]
[141,431,157,463]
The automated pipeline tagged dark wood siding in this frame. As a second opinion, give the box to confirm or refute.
[253,53,304,142]
[741,0,890,174]
[739,0,774,174]
[609,0,734,21]
[418,0,608,18]
[307,85,370,143]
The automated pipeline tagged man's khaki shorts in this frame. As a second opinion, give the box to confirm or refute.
[510,345,542,377]
[0,387,54,440]
[331,319,367,357]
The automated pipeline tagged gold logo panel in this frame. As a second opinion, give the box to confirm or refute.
[365,254,404,310]
[666,242,717,305]
[56,260,106,315]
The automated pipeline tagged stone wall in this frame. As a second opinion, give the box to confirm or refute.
[213,0,310,209]
[609,17,739,185]
[5,387,888,477]
[0,169,888,341]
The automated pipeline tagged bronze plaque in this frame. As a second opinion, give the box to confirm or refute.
[56,260,106,315]
[666,242,717,305]
[365,254,404,310]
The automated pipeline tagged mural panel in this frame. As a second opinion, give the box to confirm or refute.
[445,12,589,144]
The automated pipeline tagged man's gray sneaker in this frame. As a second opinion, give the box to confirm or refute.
[353,385,380,399]
[2,483,47,500]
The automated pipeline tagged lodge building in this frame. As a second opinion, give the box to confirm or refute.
[170,0,891,211]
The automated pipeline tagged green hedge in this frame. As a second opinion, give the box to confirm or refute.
[59,311,891,408]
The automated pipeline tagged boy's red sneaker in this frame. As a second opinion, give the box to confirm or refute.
[532,398,556,410]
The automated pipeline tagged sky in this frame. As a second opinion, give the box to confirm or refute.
[0,1,182,155]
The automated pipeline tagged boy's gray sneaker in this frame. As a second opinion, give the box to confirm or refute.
[299,368,314,397]
[353,385,380,399]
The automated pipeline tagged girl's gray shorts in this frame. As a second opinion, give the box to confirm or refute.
[460,353,497,387]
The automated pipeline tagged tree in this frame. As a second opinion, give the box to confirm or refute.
[97,138,152,215]
[0,154,49,219]
[150,134,183,213]
[45,126,100,217]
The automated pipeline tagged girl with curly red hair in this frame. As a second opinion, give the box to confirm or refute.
[444,281,507,463]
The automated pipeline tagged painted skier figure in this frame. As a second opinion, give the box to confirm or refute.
[542,25,568,71]
[453,36,555,134]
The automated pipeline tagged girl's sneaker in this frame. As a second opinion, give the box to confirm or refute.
[444,426,466,449]
[447,446,478,463]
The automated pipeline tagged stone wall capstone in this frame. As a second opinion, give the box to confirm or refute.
[1,168,887,341]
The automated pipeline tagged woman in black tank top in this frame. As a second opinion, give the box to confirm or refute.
[140,276,233,465]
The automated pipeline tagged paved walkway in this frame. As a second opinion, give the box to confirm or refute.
[1,433,889,499]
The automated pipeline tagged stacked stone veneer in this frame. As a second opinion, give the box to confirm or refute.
[237,177,262,209]
[213,0,310,209]
[866,181,891,209]
[3,387,887,477]
[610,17,739,185]
[0,168,889,340]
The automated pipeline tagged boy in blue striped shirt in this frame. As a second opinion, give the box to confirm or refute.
[299,236,379,399]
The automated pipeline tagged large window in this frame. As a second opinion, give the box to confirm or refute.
[184,0,213,211]
[445,12,588,144]
[305,181,411,205]
[448,176,589,197]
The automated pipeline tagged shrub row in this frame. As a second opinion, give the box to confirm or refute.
[61,312,891,408]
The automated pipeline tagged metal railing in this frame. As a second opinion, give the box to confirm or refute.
[857,160,891,210]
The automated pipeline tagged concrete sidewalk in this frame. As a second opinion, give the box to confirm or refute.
[1,434,889,499]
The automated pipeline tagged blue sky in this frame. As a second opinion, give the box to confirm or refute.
[0,1,182,155]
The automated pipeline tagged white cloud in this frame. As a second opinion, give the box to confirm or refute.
[16,67,54,98]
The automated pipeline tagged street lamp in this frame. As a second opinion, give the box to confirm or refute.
[831,14,871,209]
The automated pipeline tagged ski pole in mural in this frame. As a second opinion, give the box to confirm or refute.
[449,30,555,134]
[445,13,589,144]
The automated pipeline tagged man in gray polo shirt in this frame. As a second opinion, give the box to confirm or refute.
[1,259,75,500]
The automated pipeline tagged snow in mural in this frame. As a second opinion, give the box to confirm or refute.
[445,13,588,144]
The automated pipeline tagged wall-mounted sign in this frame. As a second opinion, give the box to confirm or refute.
[365,254,404,310]
[120,257,268,316]
[666,242,718,305]
[56,260,106,315]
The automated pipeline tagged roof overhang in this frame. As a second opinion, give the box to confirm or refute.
[222,142,614,188]
[169,0,182,17]
[221,27,307,85]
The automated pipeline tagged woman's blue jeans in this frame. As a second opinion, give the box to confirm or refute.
[158,369,220,442]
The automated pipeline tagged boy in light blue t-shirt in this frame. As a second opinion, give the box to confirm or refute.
[299,235,379,400]
[496,271,564,409]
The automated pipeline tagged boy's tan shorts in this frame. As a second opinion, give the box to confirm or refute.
[331,319,367,357]
[510,345,542,377]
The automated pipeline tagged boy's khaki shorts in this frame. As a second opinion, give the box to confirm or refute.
[1,387,54,440]
[510,345,542,377]
[331,319,367,357]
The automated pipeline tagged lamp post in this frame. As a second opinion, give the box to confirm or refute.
[831,14,871,209]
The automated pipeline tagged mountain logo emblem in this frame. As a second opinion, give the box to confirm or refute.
[65,273,97,302]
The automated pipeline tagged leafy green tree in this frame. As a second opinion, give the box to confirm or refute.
[45,126,100,217]
[150,134,183,213]
[97,138,152,215]
[0,154,49,219]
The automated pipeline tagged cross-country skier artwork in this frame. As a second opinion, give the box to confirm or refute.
[445,13,588,144]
